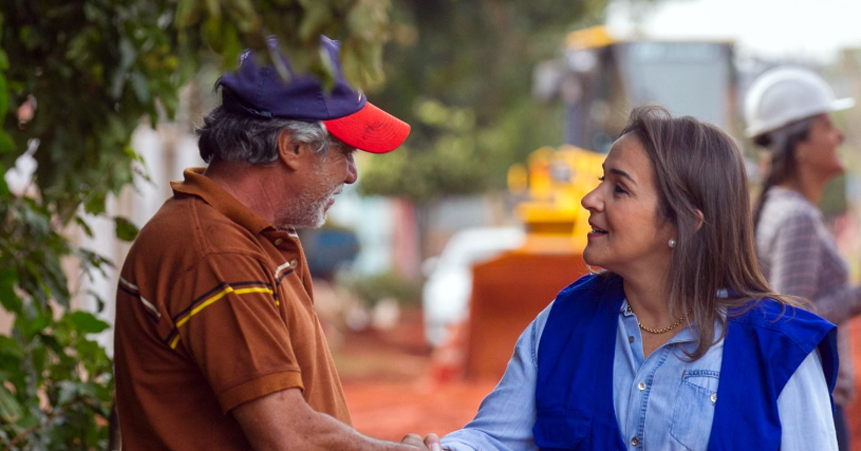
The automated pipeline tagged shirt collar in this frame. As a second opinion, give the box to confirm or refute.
[171,168,274,236]
[620,299,726,345]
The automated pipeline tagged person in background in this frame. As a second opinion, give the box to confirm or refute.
[113,36,439,451]
[439,106,839,451]
[745,66,857,451]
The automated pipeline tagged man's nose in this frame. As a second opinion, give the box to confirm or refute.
[345,158,358,185]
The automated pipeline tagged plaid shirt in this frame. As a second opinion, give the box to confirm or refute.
[757,186,861,405]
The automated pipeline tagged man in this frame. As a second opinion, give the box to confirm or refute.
[114,36,439,450]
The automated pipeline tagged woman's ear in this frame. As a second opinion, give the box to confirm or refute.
[695,209,705,232]
[277,130,303,171]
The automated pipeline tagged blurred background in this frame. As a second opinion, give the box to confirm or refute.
[4,0,861,448]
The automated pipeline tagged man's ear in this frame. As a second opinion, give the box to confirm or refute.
[277,130,303,171]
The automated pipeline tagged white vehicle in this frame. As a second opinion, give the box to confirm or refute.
[421,227,526,346]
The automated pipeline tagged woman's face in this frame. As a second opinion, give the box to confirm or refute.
[581,133,676,277]
[796,113,846,180]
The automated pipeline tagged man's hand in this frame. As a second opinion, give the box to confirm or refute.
[401,433,441,451]
[234,388,435,451]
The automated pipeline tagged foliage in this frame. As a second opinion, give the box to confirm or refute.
[358,0,609,202]
[0,0,392,448]
[359,99,487,203]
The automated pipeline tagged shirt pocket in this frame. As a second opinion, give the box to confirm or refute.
[533,410,591,450]
[670,369,720,451]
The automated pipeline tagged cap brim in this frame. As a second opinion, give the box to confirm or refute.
[832,98,855,112]
[323,102,410,154]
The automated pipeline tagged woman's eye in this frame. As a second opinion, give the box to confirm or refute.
[613,184,628,195]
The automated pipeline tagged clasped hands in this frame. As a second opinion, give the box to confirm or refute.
[401,432,441,451]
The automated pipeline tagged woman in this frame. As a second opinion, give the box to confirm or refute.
[745,66,857,451]
[440,106,839,451]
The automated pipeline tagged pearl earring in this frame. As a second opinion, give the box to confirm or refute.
[668,239,676,248]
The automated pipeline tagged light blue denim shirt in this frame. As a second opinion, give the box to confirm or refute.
[442,301,837,451]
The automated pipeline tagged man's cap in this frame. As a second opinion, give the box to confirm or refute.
[220,36,409,154]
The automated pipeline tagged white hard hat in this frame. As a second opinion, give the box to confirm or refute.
[743,67,854,138]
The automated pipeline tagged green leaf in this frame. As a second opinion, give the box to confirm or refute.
[64,311,109,334]
[122,145,144,163]
[0,131,14,154]
[0,162,8,197]
[88,290,106,314]
[205,0,222,21]
[0,336,24,360]
[203,16,225,53]
[0,384,21,424]
[298,2,332,41]
[56,380,78,406]
[25,313,51,337]
[129,71,150,103]
[0,265,21,313]
[75,216,94,238]
[176,0,203,26]
[113,216,140,242]
[221,25,242,69]
[110,38,138,99]
[84,190,107,215]
[228,0,259,32]
[31,345,47,374]
[0,74,7,116]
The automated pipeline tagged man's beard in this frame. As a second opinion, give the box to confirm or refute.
[280,184,340,229]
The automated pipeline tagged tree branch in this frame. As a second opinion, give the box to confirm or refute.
[3,400,80,451]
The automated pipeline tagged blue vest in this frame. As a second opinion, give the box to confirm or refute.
[533,274,838,451]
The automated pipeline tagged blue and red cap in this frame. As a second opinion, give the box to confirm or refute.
[220,36,409,154]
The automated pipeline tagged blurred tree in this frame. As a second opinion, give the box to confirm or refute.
[357,0,610,260]
[358,0,610,203]
[0,0,392,448]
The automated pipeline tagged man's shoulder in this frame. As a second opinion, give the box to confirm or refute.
[133,195,261,258]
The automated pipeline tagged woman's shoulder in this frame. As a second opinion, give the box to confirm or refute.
[761,188,821,222]
[729,298,835,345]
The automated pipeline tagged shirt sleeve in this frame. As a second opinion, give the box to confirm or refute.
[167,253,303,413]
[777,349,838,451]
[768,211,861,324]
[441,303,554,451]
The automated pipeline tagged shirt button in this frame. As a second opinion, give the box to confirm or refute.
[631,436,639,446]
[628,336,635,343]
[274,238,283,246]
[710,393,717,404]
[638,381,646,391]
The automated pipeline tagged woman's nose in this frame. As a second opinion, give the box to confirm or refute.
[581,186,603,212]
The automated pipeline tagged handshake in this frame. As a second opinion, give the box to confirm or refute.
[401,433,442,451]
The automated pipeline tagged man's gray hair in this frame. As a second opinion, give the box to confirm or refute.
[196,106,331,165]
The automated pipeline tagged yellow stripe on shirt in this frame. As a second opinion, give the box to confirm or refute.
[170,286,274,349]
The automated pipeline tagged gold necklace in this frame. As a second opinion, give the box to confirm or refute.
[626,303,686,334]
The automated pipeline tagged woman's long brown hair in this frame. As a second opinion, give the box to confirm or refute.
[620,106,798,360]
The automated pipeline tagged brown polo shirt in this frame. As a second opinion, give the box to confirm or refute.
[114,168,350,450]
